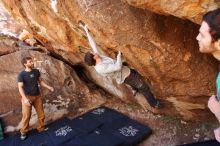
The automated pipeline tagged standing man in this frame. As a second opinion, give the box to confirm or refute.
[79,22,161,109]
[196,8,220,142]
[17,57,54,140]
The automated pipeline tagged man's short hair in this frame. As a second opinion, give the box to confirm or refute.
[84,52,96,66]
[203,8,220,41]
[21,57,32,67]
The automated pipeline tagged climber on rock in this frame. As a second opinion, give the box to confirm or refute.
[197,8,220,142]
[79,21,161,109]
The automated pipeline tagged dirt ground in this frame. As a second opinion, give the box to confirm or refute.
[69,96,219,146]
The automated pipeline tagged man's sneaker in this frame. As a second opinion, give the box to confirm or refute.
[44,127,49,131]
[20,134,27,140]
[38,127,49,133]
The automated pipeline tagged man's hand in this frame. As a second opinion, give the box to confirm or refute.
[214,127,220,142]
[118,51,121,56]
[79,20,88,32]
[22,97,31,106]
[114,51,123,58]
[48,86,54,92]
[39,78,54,92]
[208,95,220,114]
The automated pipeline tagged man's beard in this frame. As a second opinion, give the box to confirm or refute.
[28,64,34,69]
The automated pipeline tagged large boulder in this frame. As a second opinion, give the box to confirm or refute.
[122,0,219,24]
[0,0,217,120]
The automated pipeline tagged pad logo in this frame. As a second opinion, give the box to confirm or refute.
[91,108,105,115]
[119,126,139,137]
[55,125,72,136]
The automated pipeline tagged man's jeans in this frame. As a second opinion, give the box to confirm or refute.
[20,95,45,135]
[124,69,158,107]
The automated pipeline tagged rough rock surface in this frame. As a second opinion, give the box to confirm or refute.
[122,0,219,24]
[0,3,22,36]
[0,0,218,120]
[0,36,18,55]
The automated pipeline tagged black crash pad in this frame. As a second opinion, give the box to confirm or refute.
[62,130,124,146]
[0,129,52,146]
[99,116,130,133]
[112,120,152,146]
[0,117,73,146]
[0,106,152,146]
[45,117,81,146]
[15,129,51,146]
[0,136,14,146]
[80,106,152,146]
[0,121,3,141]
[83,106,128,123]
[70,113,103,133]
[179,139,220,146]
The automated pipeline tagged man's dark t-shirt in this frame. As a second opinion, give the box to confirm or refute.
[17,69,40,96]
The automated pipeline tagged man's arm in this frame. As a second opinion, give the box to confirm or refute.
[18,82,31,106]
[38,78,54,92]
[208,95,220,142]
[81,25,101,54]
[208,95,220,121]
[96,52,122,74]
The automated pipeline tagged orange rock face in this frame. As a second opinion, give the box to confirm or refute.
[0,0,218,120]
[122,0,219,24]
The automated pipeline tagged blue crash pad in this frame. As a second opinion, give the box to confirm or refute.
[179,139,220,146]
[0,106,152,146]
[82,106,128,123]
[112,120,152,146]
[0,136,14,146]
[62,130,123,146]
[0,121,3,141]
[70,113,103,133]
